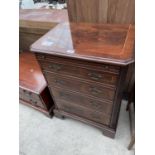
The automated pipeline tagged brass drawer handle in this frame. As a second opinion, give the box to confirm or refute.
[88,72,102,81]
[55,79,65,85]
[49,64,62,71]
[89,86,102,95]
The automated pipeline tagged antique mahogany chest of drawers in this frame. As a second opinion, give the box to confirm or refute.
[19,52,54,117]
[30,23,135,138]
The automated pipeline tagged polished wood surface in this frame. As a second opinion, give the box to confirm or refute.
[67,0,134,24]
[19,9,68,51]
[31,23,135,65]
[19,52,54,116]
[30,23,134,138]
[19,52,46,94]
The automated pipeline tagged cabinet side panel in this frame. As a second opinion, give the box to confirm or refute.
[110,66,128,129]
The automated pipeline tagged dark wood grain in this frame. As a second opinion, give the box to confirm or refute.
[56,99,111,125]
[19,52,47,94]
[110,66,128,128]
[19,52,54,116]
[50,87,113,115]
[31,23,135,138]
[36,53,120,74]
[44,71,116,101]
[31,23,135,65]
[39,60,119,86]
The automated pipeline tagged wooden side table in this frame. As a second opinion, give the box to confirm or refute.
[19,52,54,117]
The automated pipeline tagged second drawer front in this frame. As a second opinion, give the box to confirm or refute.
[50,87,113,116]
[56,99,111,126]
[45,72,115,101]
[39,60,118,86]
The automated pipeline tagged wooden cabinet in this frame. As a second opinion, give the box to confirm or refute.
[67,0,135,24]
[19,52,54,117]
[30,23,135,138]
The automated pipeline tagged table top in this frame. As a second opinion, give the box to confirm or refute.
[31,22,135,65]
[19,52,47,94]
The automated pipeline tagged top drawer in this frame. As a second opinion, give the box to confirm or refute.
[39,60,118,86]
[35,53,120,74]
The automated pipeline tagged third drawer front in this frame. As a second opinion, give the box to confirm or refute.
[45,72,115,101]
[39,60,118,86]
[50,87,113,116]
[56,99,111,126]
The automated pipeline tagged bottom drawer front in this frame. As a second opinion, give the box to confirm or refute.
[57,100,111,126]
[50,87,113,115]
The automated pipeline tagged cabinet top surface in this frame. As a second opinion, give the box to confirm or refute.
[19,52,47,94]
[31,22,135,65]
[19,9,69,23]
